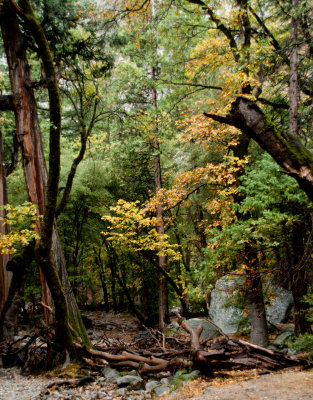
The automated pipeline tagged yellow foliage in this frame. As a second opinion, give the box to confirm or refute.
[0,202,40,255]
[101,199,181,260]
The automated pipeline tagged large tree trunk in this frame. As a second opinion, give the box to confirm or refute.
[0,129,11,311]
[0,1,89,349]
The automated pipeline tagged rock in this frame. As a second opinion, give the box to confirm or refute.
[185,318,218,338]
[102,367,120,380]
[209,275,294,334]
[160,377,174,385]
[132,390,146,400]
[115,388,127,396]
[166,321,182,336]
[116,375,144,390]
[209,275,245,334]
[273,329,295,347]
[265,283,293,324]
[128,369,140,376]
[145,380,159,392]
[153,384,170,397]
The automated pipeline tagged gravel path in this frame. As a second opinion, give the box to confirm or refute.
[2,368,313,400]
[0,368,53,400]
[166,370,313,400]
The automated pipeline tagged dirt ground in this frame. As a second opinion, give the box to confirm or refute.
[164,369,313,400]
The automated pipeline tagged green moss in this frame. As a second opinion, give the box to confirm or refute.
[264,116,313,170]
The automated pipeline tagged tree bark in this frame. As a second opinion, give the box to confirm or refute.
[0,129,11,311]
[0,245,34,340]
[151,67,169,331]
[289,0,299,138]
[245,248,268,347]
[290,220,312,335]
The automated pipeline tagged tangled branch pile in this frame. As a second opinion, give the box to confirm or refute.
[0,319,305,377]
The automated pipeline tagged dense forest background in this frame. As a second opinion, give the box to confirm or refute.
[0,0,313,367]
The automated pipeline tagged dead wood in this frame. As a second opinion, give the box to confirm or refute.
[181,320,203,349]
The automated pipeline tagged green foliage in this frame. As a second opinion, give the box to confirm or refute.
[290,333,313,360]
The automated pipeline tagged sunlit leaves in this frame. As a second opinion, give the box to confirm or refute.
[102,199,180,259]
[0,202,40,255]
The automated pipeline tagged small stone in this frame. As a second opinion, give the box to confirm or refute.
[247,385,257,391]
[117,375,144,390]
[102,367,120,380]
[273,329,295,347]
[131,390,145,400]
[128,369,140,376]
[153,385,170,397]
[145,380,159,392]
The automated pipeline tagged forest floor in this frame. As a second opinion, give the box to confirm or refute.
[0,311,312,400]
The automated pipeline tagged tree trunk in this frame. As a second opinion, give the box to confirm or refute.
[0,129,11,311]
[0,1,89,347]
[152,68,169,331]
[245,246,268,347]
[0,245,34,340]
[233,133,268,347]
[289,0,299,138]
[0,1,52,322]
[290,220,311,335]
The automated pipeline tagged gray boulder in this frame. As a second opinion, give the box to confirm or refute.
[265,283,293,324]
[209,275,244,334]
[209,275,294,334]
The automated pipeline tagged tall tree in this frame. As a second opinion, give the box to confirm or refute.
[0,129,11,310]
[0,0,90,361]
